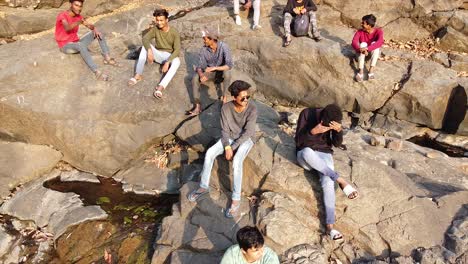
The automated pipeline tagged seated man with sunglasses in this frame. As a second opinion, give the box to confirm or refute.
[188,80,257,218]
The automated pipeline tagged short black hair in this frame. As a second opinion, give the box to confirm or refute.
[236,226,264,251]
[362,14,376,27]
[70,0,84,3]
[228,80,251,97]
[320,104,342,126]
[153,9,169,19]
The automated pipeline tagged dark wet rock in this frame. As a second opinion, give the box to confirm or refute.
[0,170,108,240]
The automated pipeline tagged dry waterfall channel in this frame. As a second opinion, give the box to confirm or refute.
[0,0,467,263]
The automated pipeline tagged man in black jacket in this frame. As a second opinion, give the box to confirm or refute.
[295,104,358,240]
[283,0,322,46]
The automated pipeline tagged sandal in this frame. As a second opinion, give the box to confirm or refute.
[185,104,201,117]
[368,73,375,80]
[187,188,209,202]
[187,109,201,117]
[127,77,142,86]
[329,229,343,240]
[342,184,359,200]
[225,202,240,218]
[355,73,363,82]
[103,58,122,67]
[153,85,165,99]
[95,71,110,81]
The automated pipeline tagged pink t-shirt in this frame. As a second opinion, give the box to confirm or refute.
[351,28,384,52]
[55,11,82,48]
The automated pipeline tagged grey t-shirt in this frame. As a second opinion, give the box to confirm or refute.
[220,101,257,150]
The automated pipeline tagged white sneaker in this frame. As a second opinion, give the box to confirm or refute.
[252,24,262,30]
[235,15,242,26]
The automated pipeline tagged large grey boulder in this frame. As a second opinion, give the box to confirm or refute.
[0,141,62,200]
[379,60,459,129]
[151,182,254,264]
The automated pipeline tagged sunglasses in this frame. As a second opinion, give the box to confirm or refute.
[239,95,250,102]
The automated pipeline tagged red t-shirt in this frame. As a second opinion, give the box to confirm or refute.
[55,11,82,48]
[351,28,384,52]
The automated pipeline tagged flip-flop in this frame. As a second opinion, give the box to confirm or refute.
[153,86,165,99]
[342,185,359,200]
[187,109,201,117]
[329,229,343,240]
[103,58,122,67]
[153,90,163,99]
[355,73,364,82]
[225,202,240,218]
[127,77,141,86]
[187,188,209,202]
[284,38,291,47]
[95,71,110,81]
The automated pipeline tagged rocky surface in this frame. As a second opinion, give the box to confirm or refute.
[0,170,108,240]
[0,141,62,200]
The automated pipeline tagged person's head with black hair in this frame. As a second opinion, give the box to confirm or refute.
[153,9,169,19]
[152,9,169,30]
[69,0,84,15]
[228,80,251,97]
[361,14,376,31]
[228,80,252,107]
[237,226,265,261]
[320,104,342,126]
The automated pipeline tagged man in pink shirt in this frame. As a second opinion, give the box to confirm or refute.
[55,0,120,81]
[351,14,384,82]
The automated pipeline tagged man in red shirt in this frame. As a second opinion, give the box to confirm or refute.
[55,0,120,81]
[351,14,384,82]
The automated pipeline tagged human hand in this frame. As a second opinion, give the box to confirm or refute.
[92,29,101,39]
[147,49,154,64]
[225,148,233,161]
[329,121,342,132]
[244,0,252,9]
[199,73,208,82]
[205,66,217,73]
[300,8,307,14]
[360,47,368,54]
[311,122,331,135]
[293,8,300,15]
[162,62,169,73]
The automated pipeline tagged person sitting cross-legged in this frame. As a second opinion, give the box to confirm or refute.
[55,0,121,81]
[295,104,359,240]
[283,0,322,47]
[188,80,256,218]
[127,9,181,99]
[351,14,384,82]
[221,226,280,264]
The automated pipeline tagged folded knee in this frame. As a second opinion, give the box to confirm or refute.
[171,57,181,67]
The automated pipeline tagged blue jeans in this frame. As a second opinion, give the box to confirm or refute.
[199,138,254,201]
[61,31,110,72]
[297,147,337,224]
